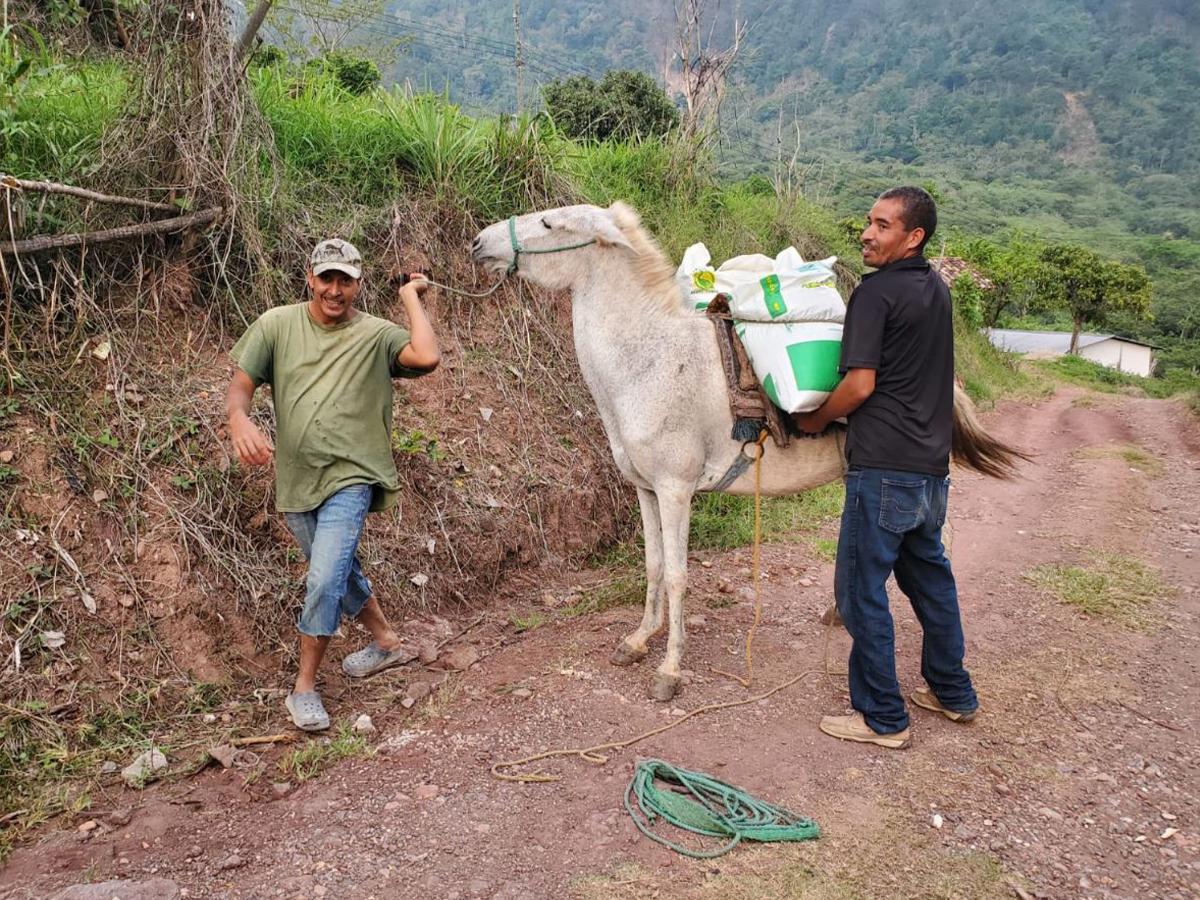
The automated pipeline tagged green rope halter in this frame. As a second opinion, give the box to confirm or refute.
[506,215,597,274]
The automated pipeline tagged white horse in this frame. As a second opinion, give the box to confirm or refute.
[472,202,1021,701]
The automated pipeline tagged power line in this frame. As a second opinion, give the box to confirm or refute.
[271,3,601,82]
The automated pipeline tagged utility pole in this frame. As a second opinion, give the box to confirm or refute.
[234,0,275,64]
[512,0,524,114]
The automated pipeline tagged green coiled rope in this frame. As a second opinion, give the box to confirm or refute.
[624,759,820,858]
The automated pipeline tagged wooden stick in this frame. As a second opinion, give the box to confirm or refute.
[231,733,295,747]
[1,174,178,213]
[0,208,223,256]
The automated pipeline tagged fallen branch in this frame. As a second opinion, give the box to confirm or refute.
[231,733,295,747]
[1,174,178,213]
[0,208,223,256]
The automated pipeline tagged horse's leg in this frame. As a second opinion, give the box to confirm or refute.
[649,482,692,702]
[611,487,665,666]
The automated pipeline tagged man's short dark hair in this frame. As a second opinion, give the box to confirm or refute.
[879,186,937,253]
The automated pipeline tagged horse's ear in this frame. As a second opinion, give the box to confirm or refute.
[592,210,633,250]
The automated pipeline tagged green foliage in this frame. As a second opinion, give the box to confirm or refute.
[253,70,564,220]
[543,70,679,142]
[1038,244,1152,347]
[278,726,373,782]
[950,273,984,330]
[0,43,125,181]
[953,313,1041,407]
[391,427,444,460]
[1034,354,1200,399]
[249,43,287,69]
[688,484,844,551]
[305,51,381,96]
[957,234,1052,328]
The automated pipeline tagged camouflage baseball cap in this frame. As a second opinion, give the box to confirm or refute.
[310,238,363,279]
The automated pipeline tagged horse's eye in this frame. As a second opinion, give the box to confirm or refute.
[541,218,552,230]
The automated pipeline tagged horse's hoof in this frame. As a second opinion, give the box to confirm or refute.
[649,673,681,702]
[610,642,647,667]
[820,604,844,628]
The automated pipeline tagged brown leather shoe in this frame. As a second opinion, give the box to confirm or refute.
[911,687,978,723]
[819,711,911,749]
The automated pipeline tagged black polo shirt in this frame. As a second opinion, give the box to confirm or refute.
[839,255,954,477]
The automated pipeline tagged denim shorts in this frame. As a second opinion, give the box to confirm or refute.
[283,484,373,637]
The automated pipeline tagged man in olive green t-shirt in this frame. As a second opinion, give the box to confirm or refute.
[226,238,440,731]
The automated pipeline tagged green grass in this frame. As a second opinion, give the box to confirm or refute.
[955,317,1045,406]
[1025,552,1167,628]
[688,483,844,551]
[252,70,564,220]
[277,725,373,782]
[809,537,839,562]
[509,610,547,632]
[0,59,126,181]
[1076,443,1164,477]
[1035,354,1200,399]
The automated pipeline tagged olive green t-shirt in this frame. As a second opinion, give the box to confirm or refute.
[231,302,425,513]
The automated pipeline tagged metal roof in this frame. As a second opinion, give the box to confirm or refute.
[986,329,1158,353]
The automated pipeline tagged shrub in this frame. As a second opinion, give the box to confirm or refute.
[543,70,679,142]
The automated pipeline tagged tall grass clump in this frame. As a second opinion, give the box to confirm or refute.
[0,53,126,181]
[955,315,1039,405]
[253,70,566,222]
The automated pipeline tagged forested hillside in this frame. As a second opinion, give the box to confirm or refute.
[304,0,1199,371]
[386,0,1198,193]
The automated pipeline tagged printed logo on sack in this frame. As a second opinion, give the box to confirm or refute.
[760,274,788,319]
[692,269,716,291]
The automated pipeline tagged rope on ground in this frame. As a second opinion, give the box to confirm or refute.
[625,758,820,858]
[490,668,825,783]
[713,429,770,688]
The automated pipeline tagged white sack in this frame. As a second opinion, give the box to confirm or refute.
[735,321,844,413]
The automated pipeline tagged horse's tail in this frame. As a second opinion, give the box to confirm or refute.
[951,384,1031,479]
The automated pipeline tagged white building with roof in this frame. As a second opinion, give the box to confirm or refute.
[986,329,1157,377]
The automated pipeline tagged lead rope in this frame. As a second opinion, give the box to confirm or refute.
[713,429,770,688]
[396,216,597,299]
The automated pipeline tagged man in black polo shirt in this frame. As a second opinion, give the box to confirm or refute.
[793,186,978,749]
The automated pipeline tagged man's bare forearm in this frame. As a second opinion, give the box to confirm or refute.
[398,288,440,369]
[226,370,255,424]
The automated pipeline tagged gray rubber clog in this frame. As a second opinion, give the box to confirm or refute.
[285,691,331,731]
[341,642,417,678]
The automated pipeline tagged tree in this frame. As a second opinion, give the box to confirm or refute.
[542,70,679,142]
[266,0,409,75]
[671,0,746,143]
[1038,244,1153,353]
[305,51,380,95]
[961,235,1053,328]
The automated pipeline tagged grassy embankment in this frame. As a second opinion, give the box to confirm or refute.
[0,56,1037,851]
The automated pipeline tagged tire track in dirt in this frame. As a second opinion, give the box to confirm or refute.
[2,389,1197,899]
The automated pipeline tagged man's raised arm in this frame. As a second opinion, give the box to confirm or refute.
[395,275,441,371]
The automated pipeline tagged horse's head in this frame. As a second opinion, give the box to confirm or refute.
[472,202,636,292]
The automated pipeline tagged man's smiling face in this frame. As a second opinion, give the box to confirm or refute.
[306,269,361,325]
[861,197,925,268]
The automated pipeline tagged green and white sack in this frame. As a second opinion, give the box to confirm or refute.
[675,243,723,312]
[723,247,845,323]
[735,320,844,413]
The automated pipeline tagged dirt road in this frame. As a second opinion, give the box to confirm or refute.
[3,388,1197,899]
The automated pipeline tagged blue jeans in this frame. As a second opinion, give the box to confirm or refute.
[284,484,374,638]
[834,467,977,734]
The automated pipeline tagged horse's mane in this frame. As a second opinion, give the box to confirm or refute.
[608,202,685,315]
